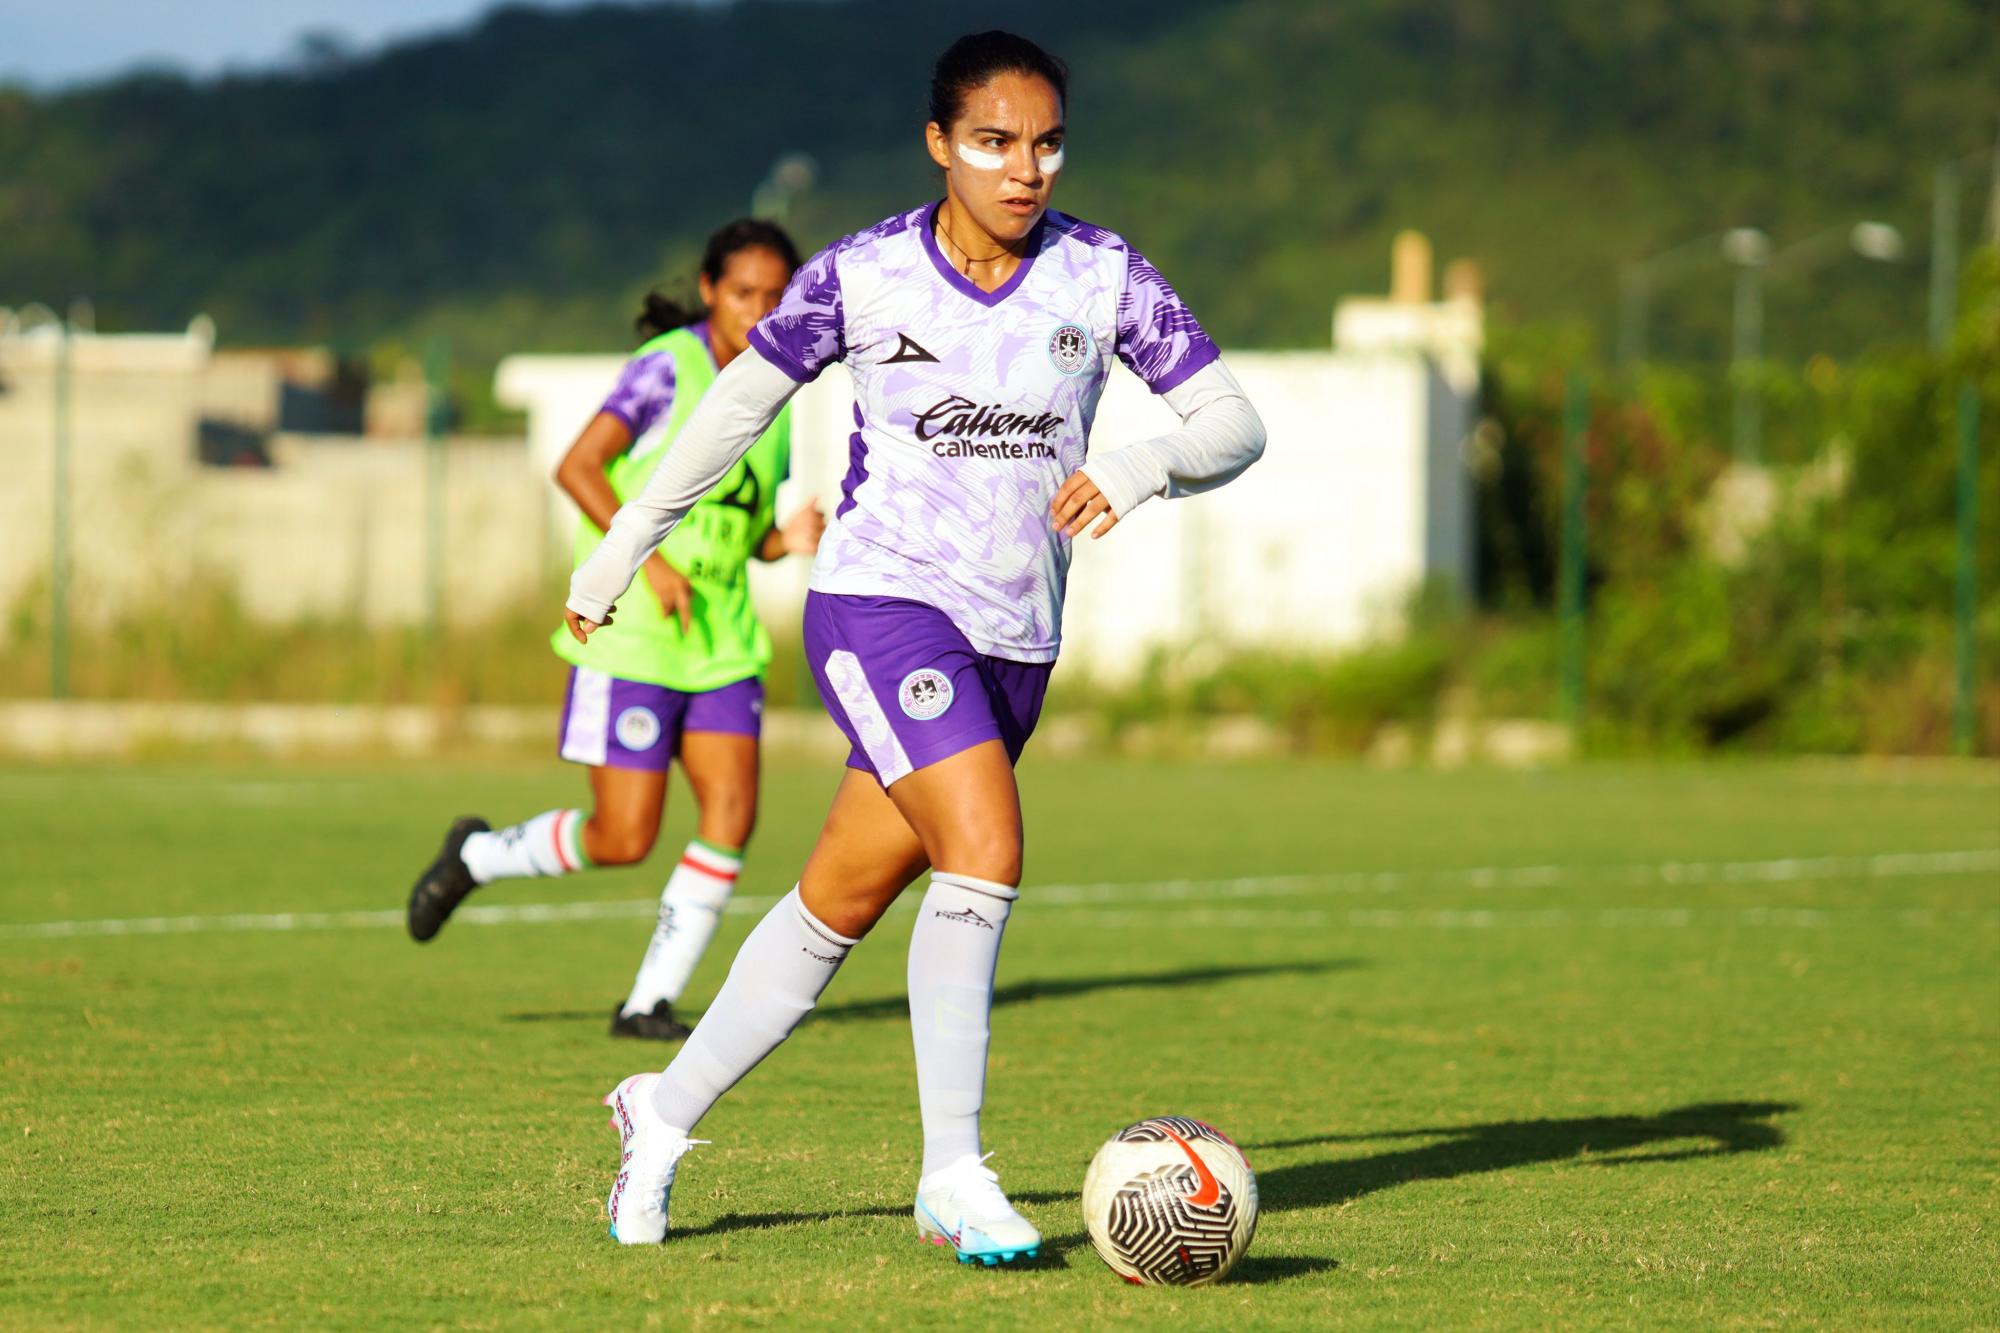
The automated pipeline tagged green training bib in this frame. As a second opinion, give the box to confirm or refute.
[553,326,792,691]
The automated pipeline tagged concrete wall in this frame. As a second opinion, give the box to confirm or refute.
[193,435,550,624]
[1,323,213,623]
[0,324,546,628]
[3,309,1479,674]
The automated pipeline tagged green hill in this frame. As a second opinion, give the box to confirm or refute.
[2,0,1993,370]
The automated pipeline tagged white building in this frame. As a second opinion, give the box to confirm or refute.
[498,233,1482,678]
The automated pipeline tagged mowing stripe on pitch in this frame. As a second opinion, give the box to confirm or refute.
[2,848,1995,941]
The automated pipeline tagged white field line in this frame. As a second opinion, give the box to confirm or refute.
[2,849,1995,942]
[1060,907,2000,930]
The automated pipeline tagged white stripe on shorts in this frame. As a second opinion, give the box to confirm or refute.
[823,649,912,785]
[560,667,612,767]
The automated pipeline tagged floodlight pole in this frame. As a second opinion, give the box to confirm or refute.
[1730,262,1764,464]
[1616,268,1649,369]
[1721,228,1771,464]
[1727,222,1904,462]
[751,153,818,221]
[1615,231,1727,368]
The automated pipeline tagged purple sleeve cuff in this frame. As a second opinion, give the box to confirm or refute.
[746,325,814,383]
[598,403,639,433]
[1143,337,1221,395]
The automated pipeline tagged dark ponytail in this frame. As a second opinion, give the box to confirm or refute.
[928,30,1068,132]
[634,218,804,341]
[634,291,699,341]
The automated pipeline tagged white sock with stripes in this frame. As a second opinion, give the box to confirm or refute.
[621,840,743,1017]
[650,887,856,1134]
[460,809,589,885]
[908,872,1018,1177]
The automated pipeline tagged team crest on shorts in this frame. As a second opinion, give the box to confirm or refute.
[615,705,662,751]
[898,669,954,720]
[1048,322,1093,376]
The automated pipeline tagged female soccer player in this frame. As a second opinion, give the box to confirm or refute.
[407,219,825,1044]
[575,32,1264,1257]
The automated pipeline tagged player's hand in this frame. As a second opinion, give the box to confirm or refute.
[643,557,695,634]
[777,495,827,555]
[1051,471,1120,539]
[565,607,610,643]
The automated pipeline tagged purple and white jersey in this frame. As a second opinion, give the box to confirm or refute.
[746,203,1219,663]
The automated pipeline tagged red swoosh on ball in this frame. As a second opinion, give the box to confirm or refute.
[1160,1124,1221,1207]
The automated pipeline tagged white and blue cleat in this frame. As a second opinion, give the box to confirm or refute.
[603,1072,705,1245]
[914,1153,1042,1266]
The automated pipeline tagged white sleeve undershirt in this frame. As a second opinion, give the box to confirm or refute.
[566,347,801,622]
[567,350,1265,623]
[1077,359,1266,519]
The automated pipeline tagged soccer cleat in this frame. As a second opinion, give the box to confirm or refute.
[914,1152,1042,1266]
[603,1072,705,1244]
[407,816,489,942]
[609,1001,692,1043]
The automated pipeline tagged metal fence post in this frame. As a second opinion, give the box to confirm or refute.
[1930,161,1961,350]
[425,338,449,636]
[51,317,73,700]
[1558,372,1589,730]
[1954,380,1981,756]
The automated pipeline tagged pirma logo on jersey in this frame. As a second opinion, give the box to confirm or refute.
[1048,321,1093,375]
[615,706,661,751]
[898,669,954,720]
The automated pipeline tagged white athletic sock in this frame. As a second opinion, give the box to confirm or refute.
[460,809,589,884]
[908,872,1018,1178]
[650,887,856,1134]
[621,839,743,1017]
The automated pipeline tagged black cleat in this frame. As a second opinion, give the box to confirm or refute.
[407,816,489,942]
[610,1001,692,1042]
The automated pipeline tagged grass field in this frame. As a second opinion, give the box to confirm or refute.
[2,756,1997,1329]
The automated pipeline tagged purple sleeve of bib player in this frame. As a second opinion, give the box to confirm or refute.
[1114,248,1221,395]
[746,242,846,383]
[598,349,679,437]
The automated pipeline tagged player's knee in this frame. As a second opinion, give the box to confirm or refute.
[934,824,1022,888]
[814,899,877,941]
[700,791,757,847]
[587,819,658,866]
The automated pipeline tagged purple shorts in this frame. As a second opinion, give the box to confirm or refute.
[803,591,1053,787]
[557,667,763,772]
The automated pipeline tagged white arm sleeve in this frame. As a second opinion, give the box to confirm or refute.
[566,347,801,621]
[1077,359,1266,519]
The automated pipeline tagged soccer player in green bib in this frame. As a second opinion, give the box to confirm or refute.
[407,220,824,1042]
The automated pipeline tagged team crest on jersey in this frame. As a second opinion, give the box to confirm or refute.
[1048,322,1093,376]
[615,706,662,751]
[898,669,954,720]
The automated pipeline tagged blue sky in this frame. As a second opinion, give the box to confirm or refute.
[0,0,690,88]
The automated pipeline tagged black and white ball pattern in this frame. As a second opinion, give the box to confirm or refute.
[1082,1116,1258,1286]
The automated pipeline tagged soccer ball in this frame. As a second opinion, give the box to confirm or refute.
[1082,1116,1258,1286]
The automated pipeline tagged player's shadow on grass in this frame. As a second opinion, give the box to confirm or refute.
[674,1190,1072,1240]
[674,1191,1079,1268]
[812,959,1361,1024]
[503,959,1357,1026]
[680,1202,1340,1284]
[1248,1100,1797,1213]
